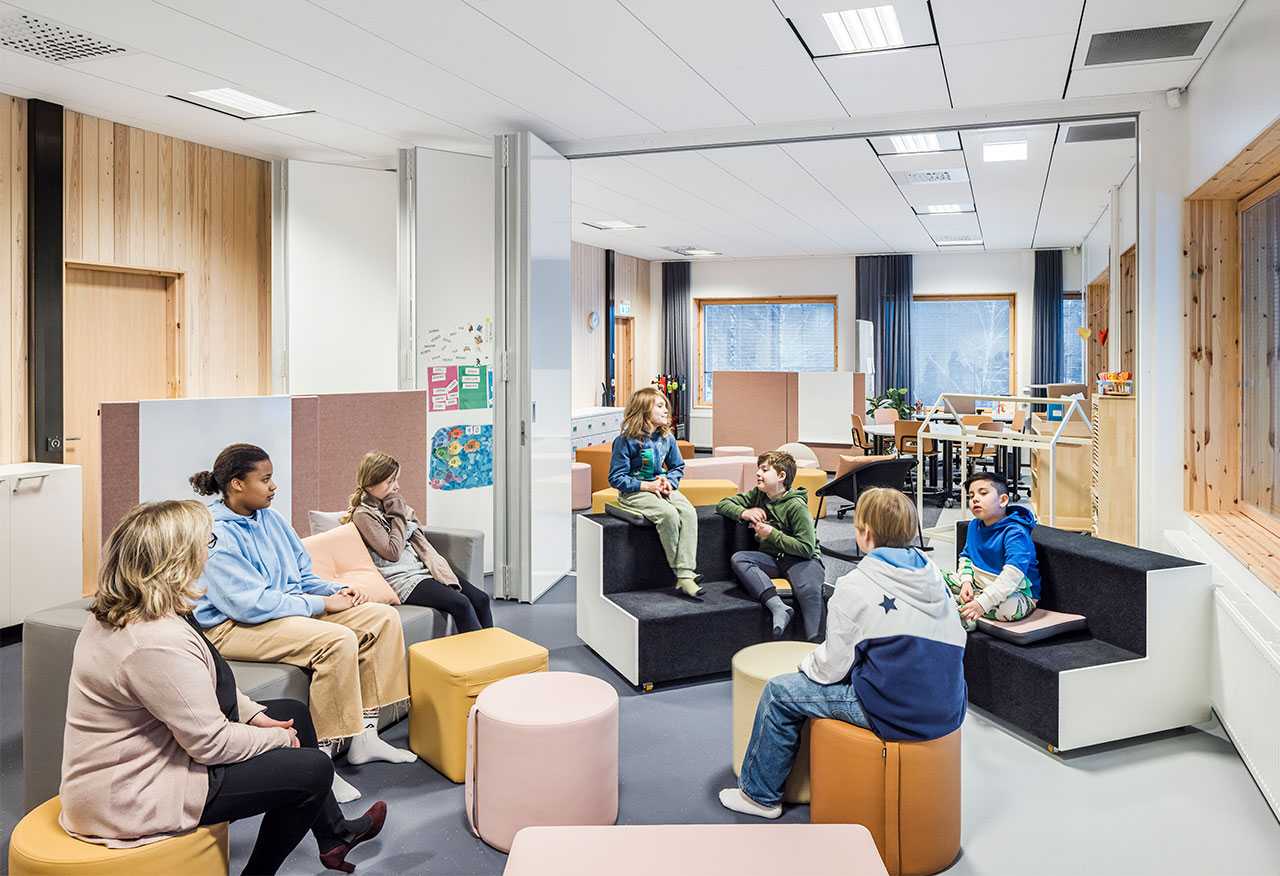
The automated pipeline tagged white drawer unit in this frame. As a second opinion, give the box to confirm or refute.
[571,406,624,452]
[1,464,83,629]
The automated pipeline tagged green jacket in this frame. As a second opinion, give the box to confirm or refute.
[716,487,819,560]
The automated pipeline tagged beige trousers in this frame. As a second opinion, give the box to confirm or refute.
[206,602,409,742]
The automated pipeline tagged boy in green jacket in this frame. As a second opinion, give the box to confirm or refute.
[717,451,825,640]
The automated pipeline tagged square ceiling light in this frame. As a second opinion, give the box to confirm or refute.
[583,220,645,231]
[917,203,974,214]
[870,130,960,155]
[822,5,905,54]
[665,246,721,257]
[983,140,1028,162]
[181,88,304,119]
[936,238,983,247]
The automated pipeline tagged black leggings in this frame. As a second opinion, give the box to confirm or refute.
[404,576,493,634]
[200,698,345,876]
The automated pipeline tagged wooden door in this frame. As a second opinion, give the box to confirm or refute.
[614,316,635,402]
[64,266,180,593]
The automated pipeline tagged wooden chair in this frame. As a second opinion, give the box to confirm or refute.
[850,414,875,455]
[873,408,900,425]
[894,420,943,496]
[960,415,1000,477]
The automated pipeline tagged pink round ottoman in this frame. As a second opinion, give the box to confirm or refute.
[465,671,619,852]
[714,445,753,457]
[571,461,593,511]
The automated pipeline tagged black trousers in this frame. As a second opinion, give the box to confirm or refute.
[200,698,345,876]
[404,575,493,634]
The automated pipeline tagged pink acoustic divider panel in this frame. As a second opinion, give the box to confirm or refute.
[314,391,429,523]
[291,396,320,534]
[99,402,140,543]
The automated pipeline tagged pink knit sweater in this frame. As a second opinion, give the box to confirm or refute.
[59,613,291,847]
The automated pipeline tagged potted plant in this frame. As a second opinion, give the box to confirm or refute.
[867,387,912,421]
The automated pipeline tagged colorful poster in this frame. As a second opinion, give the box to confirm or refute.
[428,366,460,412]
[419,318,492,366]
[430,424,493,491]
[458,365,489,410]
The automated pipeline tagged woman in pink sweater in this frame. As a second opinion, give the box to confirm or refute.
[59,500,388,875]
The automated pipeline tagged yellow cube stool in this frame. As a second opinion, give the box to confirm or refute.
[792,467,829,518]
[9,797,228,876]
[591,478,740,515]
[731,641,818,804]
[409,628,549,782]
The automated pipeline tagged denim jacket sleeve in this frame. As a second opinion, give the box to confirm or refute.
[608,436,642,494]
[663,436,685,489]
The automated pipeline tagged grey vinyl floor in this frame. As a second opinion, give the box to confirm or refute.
[2,502,1279,874]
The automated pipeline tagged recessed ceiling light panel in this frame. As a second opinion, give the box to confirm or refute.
[870,130,960,155]
[665,246,721,257]
[918,203,973,214]
[583,220,645,231]
[822,5,905,54]
[184,88,302,119]
[983,140,1028,162]
[936,237,984,247]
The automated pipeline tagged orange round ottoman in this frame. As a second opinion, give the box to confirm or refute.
[809,720,960,876]
[465,671,619,853]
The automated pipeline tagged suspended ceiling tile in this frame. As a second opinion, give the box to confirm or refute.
[816,46,951,116]
[962,123,1056,250]
[919,211,983,244]
[252,112,406,160]
[1077,0,1242,37]
[1065,58,1203,97]
[943,34,1077,106]
[898,181,976,212]
[616,0,848,125]
[1033,138,1135,247]
[932,0,1083,44]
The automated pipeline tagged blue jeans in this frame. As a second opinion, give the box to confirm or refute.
[739,671,870,807]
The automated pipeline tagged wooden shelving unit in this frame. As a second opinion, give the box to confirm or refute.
[1091,394,1137,545]
[1028,413,1092,532]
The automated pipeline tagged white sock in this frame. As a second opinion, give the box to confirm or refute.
[346,726,418,765]
[331,770,362,804]
[718,788,782,819]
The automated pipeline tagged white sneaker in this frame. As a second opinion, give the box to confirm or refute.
[718,788,781,819]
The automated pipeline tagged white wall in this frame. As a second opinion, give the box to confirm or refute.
[914,250,1037,391]
[685,256,855,446]
[1184,0,1280,193]
[286,161,398,394]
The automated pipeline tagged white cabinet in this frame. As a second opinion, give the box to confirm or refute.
[570,406,624,452]
[1,464,83,628]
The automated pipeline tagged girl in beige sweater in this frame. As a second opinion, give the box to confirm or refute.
[60,501,388,874]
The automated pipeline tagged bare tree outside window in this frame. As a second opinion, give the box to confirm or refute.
[910,296,1014,407]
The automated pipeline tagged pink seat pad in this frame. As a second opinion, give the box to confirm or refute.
[976,608,1087,645]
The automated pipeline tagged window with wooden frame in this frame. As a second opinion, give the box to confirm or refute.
[909,294,1016,406]
[1241,184,1280,520]
[1061,291,1086,383]
[695,296,837,407]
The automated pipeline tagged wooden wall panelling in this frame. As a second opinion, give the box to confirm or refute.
[1118,245,1136,375]
[1191,117,1280,199]
[1184,199,1242,513]
[1086,268,1109,389]
[62,110,271,398]
[614,252,652,390]
[571,241,605,409]
[1,94,27,464]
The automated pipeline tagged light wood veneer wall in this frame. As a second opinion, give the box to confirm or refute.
[0,95,27,465]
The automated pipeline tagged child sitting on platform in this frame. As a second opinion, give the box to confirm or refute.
[716,451,824,640]
[945,473,1041,631]
[720,488,966,819]
[608,387,702,598]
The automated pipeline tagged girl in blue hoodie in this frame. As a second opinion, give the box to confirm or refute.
[947,473,1041,631]
[190,443,415,804]
[721,488,966,819]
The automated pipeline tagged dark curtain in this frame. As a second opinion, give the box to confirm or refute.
[662,261,692,438]
[855,255,913,396]
[1033,249,1064,384]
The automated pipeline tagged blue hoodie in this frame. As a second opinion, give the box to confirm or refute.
[193,501,341,628]
[960,504,1041,599]
[607,431,685,495]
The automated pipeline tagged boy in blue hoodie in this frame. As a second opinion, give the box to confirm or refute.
[947,473,1041,631]
[720,487,966,819]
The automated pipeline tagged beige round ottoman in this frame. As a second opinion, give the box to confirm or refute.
[731,640,818,804]
[465,671,619,852]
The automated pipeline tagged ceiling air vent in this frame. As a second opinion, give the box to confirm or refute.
[1084,21,1211,65]
[1064,121,1136,144]
[905,169,960,185]
[0,12,129,64]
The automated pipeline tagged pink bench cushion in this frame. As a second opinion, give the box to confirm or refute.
[571,462,593,510]
[976,609,1087,645]
[302,523,400,605]
[683,457,754,491]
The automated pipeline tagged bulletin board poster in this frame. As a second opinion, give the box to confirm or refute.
[428,365,493,413]
[430,424,493,491]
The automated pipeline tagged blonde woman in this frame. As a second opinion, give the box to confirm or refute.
[608,387,702,597]
[59,501,387,875]
[344,452,492,633]
[190,443,416,805]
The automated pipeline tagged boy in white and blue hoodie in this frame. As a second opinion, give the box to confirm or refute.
[946,473,1041,631]
[721,487,966,819]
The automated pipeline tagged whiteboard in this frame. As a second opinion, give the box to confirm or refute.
[138,397,293,514]
[798,372,855,445]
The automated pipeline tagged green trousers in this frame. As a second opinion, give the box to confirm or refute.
[617,488,699,579]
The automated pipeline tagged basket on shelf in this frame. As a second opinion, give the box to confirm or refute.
[1095,371,1134,396]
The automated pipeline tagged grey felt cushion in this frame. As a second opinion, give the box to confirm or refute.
[308,509,346,535]
[976,609,1088,645]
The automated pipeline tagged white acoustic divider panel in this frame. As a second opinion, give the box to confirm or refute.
[414,147,496,573]
[137,397,293,512]
[797,372,856,444]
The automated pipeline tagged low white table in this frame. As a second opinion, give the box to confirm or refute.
[503,824,888,876]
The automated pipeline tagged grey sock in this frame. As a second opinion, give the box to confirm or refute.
[765,596,793,635]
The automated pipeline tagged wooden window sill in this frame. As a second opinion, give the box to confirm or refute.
[1188,510,1280,595]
